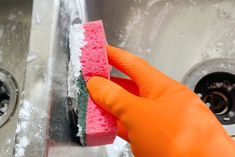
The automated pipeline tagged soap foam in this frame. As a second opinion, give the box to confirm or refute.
[68,24,87,111]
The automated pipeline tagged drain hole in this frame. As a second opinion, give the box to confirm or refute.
[204,91,229,115]
[0,69,18,127]
[195,72,235,125]
[0,81,10,116]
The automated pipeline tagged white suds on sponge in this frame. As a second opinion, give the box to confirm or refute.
[68,23,87,140]
[69,24,87,78]
[68,24,87,110]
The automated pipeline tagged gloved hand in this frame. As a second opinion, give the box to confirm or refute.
[87,45,235,157]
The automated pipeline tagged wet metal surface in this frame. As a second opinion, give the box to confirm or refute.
[48,0,235,156]
[3,0,234,156]
[0,0,32,156]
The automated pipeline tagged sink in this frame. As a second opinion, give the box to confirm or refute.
[11,0,235,157]
[0,0,32,156]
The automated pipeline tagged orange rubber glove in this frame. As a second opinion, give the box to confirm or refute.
[87,46,235,157]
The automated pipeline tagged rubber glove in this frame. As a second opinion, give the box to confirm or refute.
[87,45,235,157]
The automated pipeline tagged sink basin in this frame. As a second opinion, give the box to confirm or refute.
[12,0,235,156]
[0,0,32,156]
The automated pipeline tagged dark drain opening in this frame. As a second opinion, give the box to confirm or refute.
[0,69,18,127]
[0,81,10,116]
[195,72,235,125]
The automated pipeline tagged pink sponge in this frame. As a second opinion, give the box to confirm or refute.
[70,20,117,146]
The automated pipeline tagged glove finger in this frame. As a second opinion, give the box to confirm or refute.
[107,45,179,99]
[111,77,139,96]
[117,120,129,142]
[87,76,142,122]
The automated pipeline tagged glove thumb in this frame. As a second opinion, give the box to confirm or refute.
[87,76,142,121]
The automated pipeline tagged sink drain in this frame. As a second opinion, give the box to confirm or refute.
[182,59,235,136]
[0,69,18,127]
[194,72,235,125]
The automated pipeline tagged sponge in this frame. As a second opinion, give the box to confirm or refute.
[68,20,117,146]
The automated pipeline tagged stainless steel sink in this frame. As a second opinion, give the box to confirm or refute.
[0,0,32,156]
[2,0,233,156]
